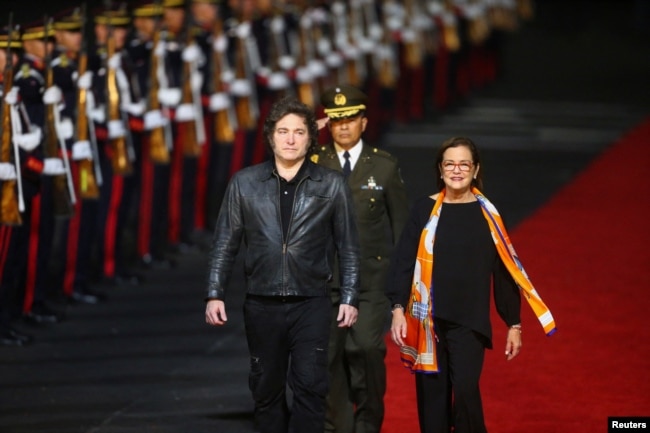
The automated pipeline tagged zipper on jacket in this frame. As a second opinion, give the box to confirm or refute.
[278,175,308,297]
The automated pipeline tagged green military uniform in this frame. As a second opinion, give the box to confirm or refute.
[313,85,409,433]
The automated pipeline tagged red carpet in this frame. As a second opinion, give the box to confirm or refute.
[383,117,650,432]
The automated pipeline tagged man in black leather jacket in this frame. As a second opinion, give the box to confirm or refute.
[205,96,360,433]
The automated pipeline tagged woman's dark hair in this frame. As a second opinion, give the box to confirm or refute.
[262,96,318,155]
[434,136,484,191]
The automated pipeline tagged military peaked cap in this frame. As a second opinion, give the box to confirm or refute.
[320,84,367,119]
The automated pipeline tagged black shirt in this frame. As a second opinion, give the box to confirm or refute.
[276,159,308,241]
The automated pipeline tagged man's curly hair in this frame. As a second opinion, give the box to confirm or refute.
[263,96,319,155]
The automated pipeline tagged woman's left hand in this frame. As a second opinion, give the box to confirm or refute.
[505,327,522,361]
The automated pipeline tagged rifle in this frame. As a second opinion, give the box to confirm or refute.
[376,0,398,88]
[308,3,340,92]
[294,2,319,108]
[76,3,102,199]
[209,8,236,143]
[231,3,258,130]
[43,16,76,217]
[0,15,22,225]
[146,0,171,164]
[439,0,460,52]
[331,1,362,87]
[265,4,294,100]
[104,2,134,175]
[177,0,204,157]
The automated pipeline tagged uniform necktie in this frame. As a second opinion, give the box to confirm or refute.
[342,151,351,178]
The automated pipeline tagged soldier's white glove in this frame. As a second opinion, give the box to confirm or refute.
[77,71,93,90]
[0,162,17,180]
[175,103,196,122]
[4,87,19,105]
[317,39,332,56]
[43,86,62,104]
[89,105,106,123]
[309,60,327,78]
[144,109,167,130]
[267,72,290,90]
[14,126,42,152]
[108,119,127,139]
[230,79,252,97]
[272,15,285,33]
[357,37,375,53]
[72,140,93,160]
[278,55,295,71]
[182,44,202,63]
[326,52,343,68]
[369,23,383,40]
[213,35,227,53]
[43,158,66,175]
[108,53,121,70]
[236,22,251,39]
[154,41,166,57]
[220,73,234,89]
[58,117,74,140]
[158,88,182,107]
[295,67,313,84]
[123,100,146,116]
[209,92,231,112]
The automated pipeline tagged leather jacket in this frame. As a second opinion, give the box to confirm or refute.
[206,160,361,307]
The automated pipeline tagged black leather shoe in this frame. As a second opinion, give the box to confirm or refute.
[68,290,101,305]
[23,302,64,325]
[0,327,34,347]
[114,272,145,286]
[140,254,177,270]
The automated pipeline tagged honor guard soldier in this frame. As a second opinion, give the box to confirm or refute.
[190,0,231,234]
[200,0,239,230]
[313,84,409,433]
[163,0,204,252]
[0,25,36,345]
[249,0,301,166]
[91,5,145,286]
[130,1,177,269]
[51,7,107,305]
[223,0,260,176]
[14,21,68,326]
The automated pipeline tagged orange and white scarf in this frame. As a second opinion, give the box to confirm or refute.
[400,188,557,373]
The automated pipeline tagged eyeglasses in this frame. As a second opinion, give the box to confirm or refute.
[441,161,474,172]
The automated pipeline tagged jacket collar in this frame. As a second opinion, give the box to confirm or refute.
[257,159,323,183]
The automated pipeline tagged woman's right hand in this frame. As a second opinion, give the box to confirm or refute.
[390,308,407,346]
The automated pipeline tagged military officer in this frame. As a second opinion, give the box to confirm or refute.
[313,84,409,433]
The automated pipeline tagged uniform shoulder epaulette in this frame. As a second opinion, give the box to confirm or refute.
[316,144,335,154]
[370,147,398,161]
[18,63,31,77]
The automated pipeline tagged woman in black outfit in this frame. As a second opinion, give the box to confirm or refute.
[387,137,523,433]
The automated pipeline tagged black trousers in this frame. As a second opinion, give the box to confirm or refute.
[243,295,331,433]
[415,319,488,433]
